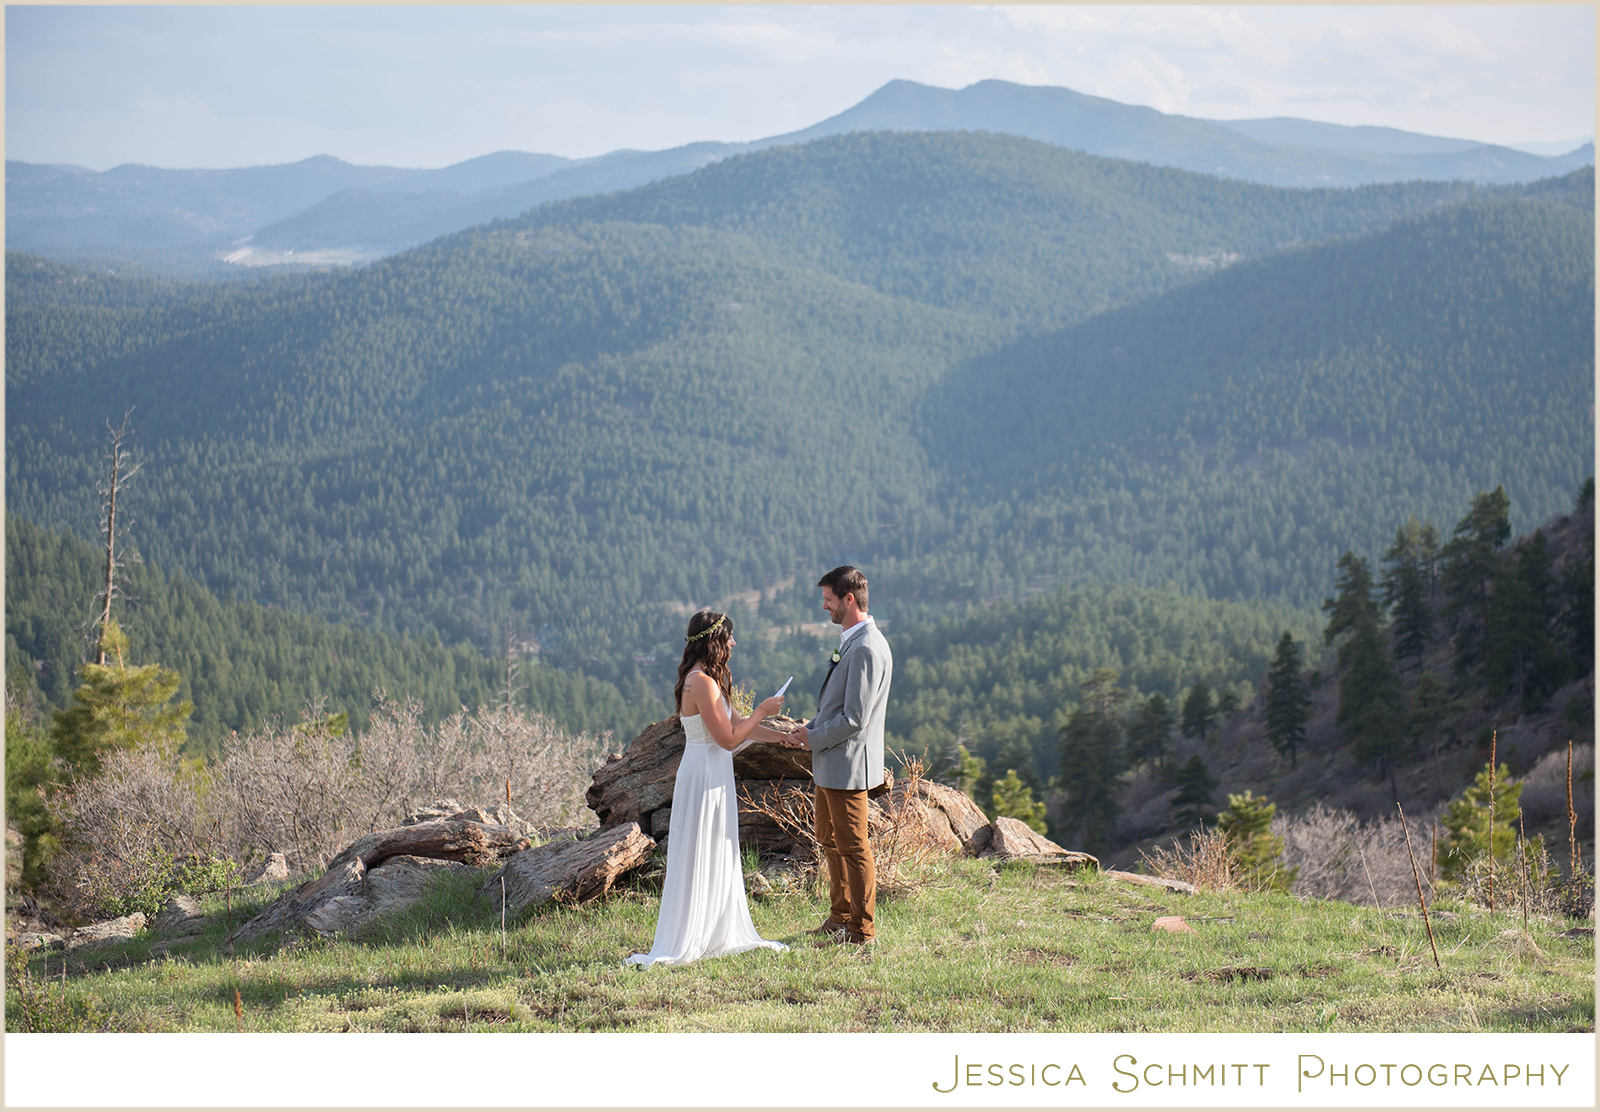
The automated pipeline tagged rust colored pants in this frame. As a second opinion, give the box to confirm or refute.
[814,785,876,940]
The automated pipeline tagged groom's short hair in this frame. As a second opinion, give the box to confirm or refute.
[818,565,868,611]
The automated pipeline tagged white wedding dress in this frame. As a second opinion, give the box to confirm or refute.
[625,699,788,968]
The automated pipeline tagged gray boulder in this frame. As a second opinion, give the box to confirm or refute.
[150,894,208,936]
[241,853,290,886]
[67,912,146,950]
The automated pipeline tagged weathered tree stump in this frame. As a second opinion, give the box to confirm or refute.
[232,818,528,942]
[585,714,810,850]
[479,823,656,914]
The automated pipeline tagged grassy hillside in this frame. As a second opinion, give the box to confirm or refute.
[8,855,1591,1033]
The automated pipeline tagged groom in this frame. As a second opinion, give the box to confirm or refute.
[788,565,893,946]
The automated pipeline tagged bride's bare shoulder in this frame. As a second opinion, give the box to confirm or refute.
[680,668,718,716]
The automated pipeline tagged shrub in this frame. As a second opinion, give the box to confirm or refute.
[1439,762,1523,884]
[991,769,1048,834]
[1216,791,1295,891]
[211,697,608,872]
[1139,827,1238,891]
[1518,743,1593,836]
[40,698,608,916]
[1273,803,1426,907]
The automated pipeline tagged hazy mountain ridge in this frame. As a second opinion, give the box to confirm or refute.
[9,78,1590,275]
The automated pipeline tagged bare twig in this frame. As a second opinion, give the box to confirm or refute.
[1358,844,1384,916]
[1397,803,1441,970]
[1487,730,1496,914]
[1517,812,1531,935]
[91,410,141,662]
[1568,740,1578,879]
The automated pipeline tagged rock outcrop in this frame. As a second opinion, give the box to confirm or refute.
[975,816,1100,870]
[878,778,994,854]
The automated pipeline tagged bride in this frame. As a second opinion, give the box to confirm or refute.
[625,609,799,968]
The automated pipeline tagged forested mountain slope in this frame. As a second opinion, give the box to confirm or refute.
[7,135,1591,679]
[514,131,1479,328]
[893,184,1595,607]
[4,517,650,755]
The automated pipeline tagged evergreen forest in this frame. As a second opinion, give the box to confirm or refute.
[6,130,1593,825]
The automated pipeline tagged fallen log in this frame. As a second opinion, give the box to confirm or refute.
[480,823,656,915]
[232,818,528,942]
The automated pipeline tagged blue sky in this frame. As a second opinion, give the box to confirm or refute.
[6,5,1594,170]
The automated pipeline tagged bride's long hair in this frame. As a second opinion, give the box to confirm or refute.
[674,608,734,713]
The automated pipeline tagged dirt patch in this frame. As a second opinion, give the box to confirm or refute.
[1015,948,1077,966]
[443,1003,512,1024]
[1182,966,1273,983]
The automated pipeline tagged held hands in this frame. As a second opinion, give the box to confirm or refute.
[779,725,809,750]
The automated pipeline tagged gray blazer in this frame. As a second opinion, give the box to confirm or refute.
[806,621,893,792]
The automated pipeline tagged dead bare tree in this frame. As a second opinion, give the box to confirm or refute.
[91,411,141,664]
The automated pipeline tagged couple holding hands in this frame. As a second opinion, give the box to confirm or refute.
[626,565,892,968]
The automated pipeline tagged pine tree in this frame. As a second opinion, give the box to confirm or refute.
[1440,486,1512,674]
[1056,669,1128,855]
[991,769,1049,834]
[1404,671,1465,796]
[1381,518,1435,668]
[1127,692,1175,771]
[1322,550,1380,649]
[49,619,193,776]
[1216,791,1294,891]
[1265,631,1310,768]
[1336,618,1406,799]
[1170,754,1219,830]
[5,677,59,889]
[1486,530,1563,710]
[1438,761,1523,883]
[1180,683,1216,741]
[950,743,986,801]
[1216,688,1242,717]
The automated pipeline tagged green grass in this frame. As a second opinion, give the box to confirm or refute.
[8,859,1593,1032]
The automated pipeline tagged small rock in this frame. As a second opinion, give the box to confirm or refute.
[1558,926,1593,939]
[746,871,773,899]
[67,912,146,949]
[150,894,208,936]
[401,799,468,826]
[1151,916,1197,935]
[13,931,64,952]
[242,853,290,886]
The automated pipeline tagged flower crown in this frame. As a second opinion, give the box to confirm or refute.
[684,614,726,643]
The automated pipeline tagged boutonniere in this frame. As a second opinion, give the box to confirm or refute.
[829,649,842,664]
